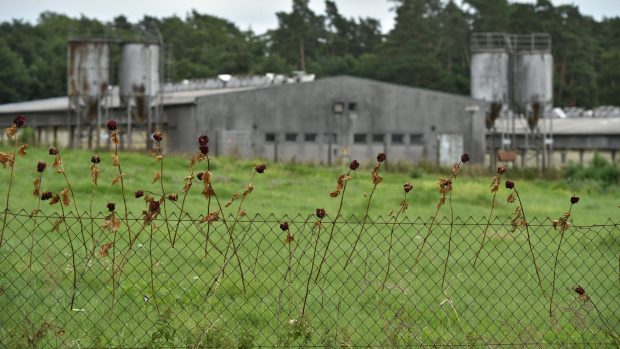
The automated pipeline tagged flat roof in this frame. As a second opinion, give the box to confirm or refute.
[495,117,620,135]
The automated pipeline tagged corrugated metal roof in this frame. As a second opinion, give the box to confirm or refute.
[495,117,620,135]
[0,87,256,115]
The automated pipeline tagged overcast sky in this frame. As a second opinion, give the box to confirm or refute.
[0,0,618,34]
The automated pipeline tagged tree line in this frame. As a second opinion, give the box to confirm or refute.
[0,0,619,107]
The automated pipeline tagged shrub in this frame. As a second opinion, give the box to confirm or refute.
[564,154,620,185]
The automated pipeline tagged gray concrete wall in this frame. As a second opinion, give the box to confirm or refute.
[179,76,485,165]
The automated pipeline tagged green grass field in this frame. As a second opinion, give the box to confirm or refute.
[0,146,619,348]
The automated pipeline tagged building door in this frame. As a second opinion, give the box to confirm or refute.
[438,134,463,166]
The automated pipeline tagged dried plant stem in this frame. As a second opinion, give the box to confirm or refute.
[515,188,544,296]
[590,296,620,347]
[0,136,18,246]
[28,173,44,288]
[413,204,442,269]
[59,203,77,309]
[381,194,406,293]
[549,204,573,316]
[149,223,160,316]
[473,190,499,269]
[441,192,455,289]
[286,237,293,317]
[203,156,212,257]
[315,170,350,283]
[111,140,131,313]
[344,182,378,271]
[173,156,200,247]
[303,223,322,316]
[156,144,172,244]
[57,157,87,256]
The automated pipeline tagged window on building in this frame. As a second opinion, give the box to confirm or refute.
[304,133,317,142]
[332,102,345,114]
[348,102,357,111]
[265,133,276,142]
[324,133,338,143]
[391,134,404,144]
[410,133,423,144]
[372,133,385,143]
[353,133,367,144]
[285,133,298,142]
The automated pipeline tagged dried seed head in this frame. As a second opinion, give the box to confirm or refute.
[149,200,160,213]
[316,208,326,219]
[377,153,386,163]
[198,134,209,146]
[152,131,163,142]
[168,193,178,202]
[505,180,515,189]
[41,192,53,201]
[404,182,413,193]
[497,166,506,175]
[106,120,118,131]
[199,145,209,155]
[197,171,205,181]
[48,146,59,155]
[280,222,289,231]
[14,115,26,128]
[461,153,470,163]
[575,286,585,295]
[349,160,360,171]
[91,155,101,164]
[135,190,144,199]
[107,202,116,212]
[36,161,46,173]
[570,195,580,205]
[255,164,267,174]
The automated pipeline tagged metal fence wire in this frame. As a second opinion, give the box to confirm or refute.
[0,210,619,348]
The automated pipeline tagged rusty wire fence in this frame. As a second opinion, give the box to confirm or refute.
[0,210,619,348]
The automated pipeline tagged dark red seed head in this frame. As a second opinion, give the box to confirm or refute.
[316,208,326,219]
[404,182,413,193]
[91,155,101,164]
[106,120,118,131]
[135,190,144,199]
[41,192,53,201]
[199,145,209,155]
[377,153,386,163]
[575,286,585,295]
[461,153,470,163]
[14,115,26,128]
[149,200,160,213]
[198,134,209,146]
[349,160,360,171]
[152,132,163,142]
[37,161,46,173]
[280,222,289,231]
[107,202,116,212]
[48,146,59,155]
[197,172,205,181]
[497,166,506,175]
[168,193,178,202]
[255,164,267,174]
[570,195,580,205]
[505,180,515,189]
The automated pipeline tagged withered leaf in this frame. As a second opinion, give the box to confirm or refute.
[112,173,124,185]
[285,233,294,244]
[49,194,60,205]
[102,213,121,232]
[17,144,28,157]
[201,211,220,223]
[5,125,17,138]
[99,242,113,257]
[507,193,516,203]
[490,175,500,193]
[52,218,62,232]
[0,152,15,168]
[61,188,71,206]
[400,199,409,212]
[111,131,120,145]
[112,154,120,167]
[52,156,62,169]
[242,183,254,197]
[32,178,41,197]
[225,193,240,207]
[152,171,161,184]
[238,209,246,217]
[91,165,100,186]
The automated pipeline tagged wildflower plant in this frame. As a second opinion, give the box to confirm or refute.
[29,161,47,288]
[1,115,28,246]
[472,166,507,268]
[505,180,544,295]
[549,195,579,316]
[344,153,386,271]
[382,182,413,292]
[302,208,326,316]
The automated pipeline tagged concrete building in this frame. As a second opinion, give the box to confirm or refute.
[0,75,486,166]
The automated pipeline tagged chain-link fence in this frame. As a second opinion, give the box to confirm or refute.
[1,210,619,348]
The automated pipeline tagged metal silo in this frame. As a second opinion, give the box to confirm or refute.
[119,41,161,148]
[67,39,110,148]
[470,33,510,105]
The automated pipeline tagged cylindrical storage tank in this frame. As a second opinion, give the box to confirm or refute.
[470,51,510,103]
[514,52,553,110]
[68,40,109,98]
[119,42,160,98]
